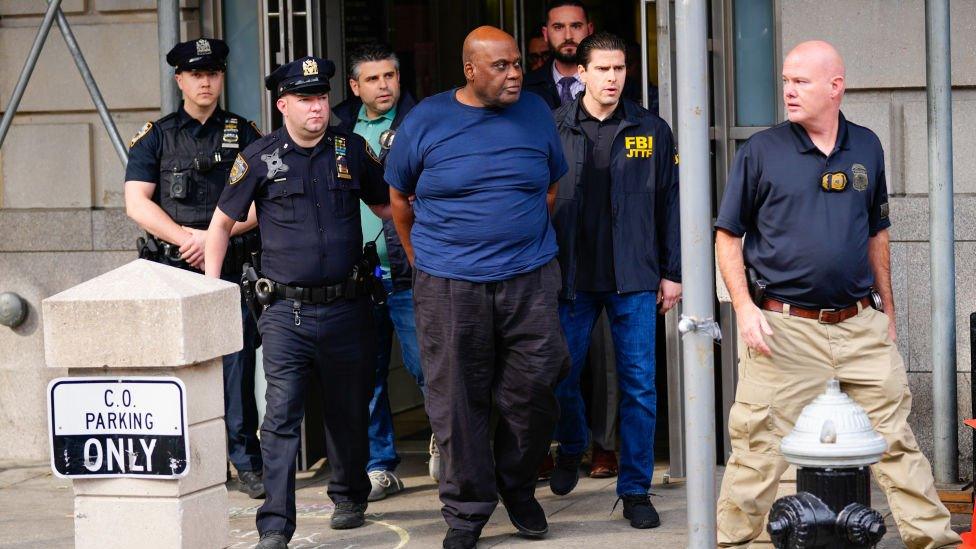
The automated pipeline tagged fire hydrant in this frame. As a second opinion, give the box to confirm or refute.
[767,379,889,548]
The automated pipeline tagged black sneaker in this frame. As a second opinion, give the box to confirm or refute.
[330,501,367,530]
[619,494,661,529]
[238,470,266,499]
[502,496,548,538]
[442,528,479,549]
[255,531,288,549]
[549,451,583,496]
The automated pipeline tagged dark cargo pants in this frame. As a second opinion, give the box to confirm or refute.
[255,297,374,540]
[413,259,571,533]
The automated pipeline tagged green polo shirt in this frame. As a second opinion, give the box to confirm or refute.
[354,103,396,276]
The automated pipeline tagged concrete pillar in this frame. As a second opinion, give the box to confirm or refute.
[42,260,243,549]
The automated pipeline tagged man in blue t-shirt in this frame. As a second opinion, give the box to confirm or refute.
[385,26,570,549]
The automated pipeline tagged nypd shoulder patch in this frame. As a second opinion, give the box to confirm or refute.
[229,154,248,185]
[129,122,153,149]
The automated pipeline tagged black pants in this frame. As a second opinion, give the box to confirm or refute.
[413,259,570,533]
[255,297,374,540]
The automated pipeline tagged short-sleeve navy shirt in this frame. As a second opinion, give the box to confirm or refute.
[217,125,388,287]
[124,106,262,185]
[715,112,891,309]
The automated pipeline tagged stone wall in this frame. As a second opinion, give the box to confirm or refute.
[0,1,199,462]
[780,0,976,477]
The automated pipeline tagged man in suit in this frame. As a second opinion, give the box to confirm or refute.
[523,0,593,109]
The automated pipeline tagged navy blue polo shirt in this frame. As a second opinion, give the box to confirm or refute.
[715,112,891,309]
[217,125,388,287]
[384,89,567,282]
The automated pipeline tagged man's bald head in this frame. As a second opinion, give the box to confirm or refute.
[782,40,846,128]
[785,40,846,80]
[459,26,523,108]
[463,26,517,63]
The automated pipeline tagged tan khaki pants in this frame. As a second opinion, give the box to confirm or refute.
[716,305,959,549]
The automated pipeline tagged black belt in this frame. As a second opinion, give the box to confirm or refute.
[273,282,347,305]
[140,231,259,274]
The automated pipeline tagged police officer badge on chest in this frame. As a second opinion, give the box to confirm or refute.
[222,117,240,150]
[334,136,352,180]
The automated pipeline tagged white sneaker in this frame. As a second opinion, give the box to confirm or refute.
[429,434,441,482]
[367,469,404,501]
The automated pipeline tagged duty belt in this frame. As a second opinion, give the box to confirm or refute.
[138,230,260,275]
[760,297,873,324]
[273,282,348,305]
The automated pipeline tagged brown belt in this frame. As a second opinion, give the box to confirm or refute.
[760,297,872,324]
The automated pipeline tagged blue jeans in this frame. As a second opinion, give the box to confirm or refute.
[367,278,426,472]
[554,291,657,496]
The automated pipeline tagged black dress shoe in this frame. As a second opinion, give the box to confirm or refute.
[619,494,661,529]
[442,528,479,549]
[330,501,367,530]
[503,497,548,538]
[549,451,583,496]
[255,531,288,549]
[238,470,266,499]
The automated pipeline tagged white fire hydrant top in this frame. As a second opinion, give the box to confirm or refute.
[780,379,887,468]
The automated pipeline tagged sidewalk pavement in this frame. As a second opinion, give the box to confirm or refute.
[0,448,966,548]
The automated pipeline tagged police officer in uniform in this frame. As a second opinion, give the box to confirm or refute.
[123,38,265,499]
[714,41,959,548]
[204,56,390,549]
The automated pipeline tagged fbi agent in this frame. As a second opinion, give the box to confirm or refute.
[123,38,266,499]
[204,56,390,549]
[714,41,958,548]
[548,32,681,529]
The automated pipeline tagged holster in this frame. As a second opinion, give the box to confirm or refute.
[346,241,387,305]
[746,266,767,307]
[137,233,184,268]
[241,262,263,324]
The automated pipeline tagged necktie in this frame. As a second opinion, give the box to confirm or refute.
[558,76,577,105]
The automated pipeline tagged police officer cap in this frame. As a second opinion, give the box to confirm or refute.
[265,56,335,98]
[166,38,228,72]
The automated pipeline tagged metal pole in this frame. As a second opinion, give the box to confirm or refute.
[158,0,181,114]
[640,0,649,109]
[54,7,127,167]
[656,0,673,125]
[0,0,62,151]
[675,0,717,545]
[925,0,958,485]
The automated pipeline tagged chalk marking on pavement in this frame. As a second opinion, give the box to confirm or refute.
[368,519,410,548]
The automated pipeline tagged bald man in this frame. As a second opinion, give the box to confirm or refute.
[385,26,570,549]
[714,41,958,548]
